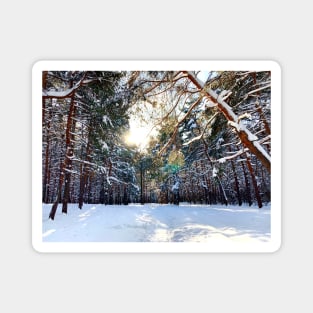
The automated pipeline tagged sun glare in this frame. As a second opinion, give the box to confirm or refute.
[124,120,151,149]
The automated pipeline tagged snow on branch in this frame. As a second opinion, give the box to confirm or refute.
[63,169,79,175]
[238,112,252,121]
[172,71,188,82]
[72,158,98,167]
[185,71,271,172]
[42,74,87,98]
[183,112,218,146]
[42,86,78,98]
[217,135,271,163]
[159,95,203,155]
[183,134,203,146]
[246,84,271,96]
[217,90,232,101]
[217,149,248,163]
[102,115,113,127]
[107,176,128,186]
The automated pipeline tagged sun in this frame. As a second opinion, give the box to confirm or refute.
[124,120,151,149]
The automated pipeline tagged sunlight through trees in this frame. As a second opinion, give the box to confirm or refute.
[42,69,272,219]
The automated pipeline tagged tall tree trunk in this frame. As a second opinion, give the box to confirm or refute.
[42,107,51,203]
[49,159,65,220]
[253,72,271,137]
[42,140,50,203]
[62,87,76,214]
[78,125,93,209]
[78,162,87,209]
[42,71,49,202]
[201,138,228,205]
[245,154,263,208]
[46,155,51,202]
[42,71,48,127]
[228,146,242,206]
[240,161,252,206]
[200,159,211,204]
[140,159,145,204]
[48,83,76,218]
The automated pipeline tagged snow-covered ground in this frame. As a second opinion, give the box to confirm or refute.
[42,203,270,244]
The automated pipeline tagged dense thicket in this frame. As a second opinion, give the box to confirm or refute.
[129,71,271,208]
[42,71,138,219]
[42,70,271,219]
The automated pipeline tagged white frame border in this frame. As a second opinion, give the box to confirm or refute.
[32,60,281,253]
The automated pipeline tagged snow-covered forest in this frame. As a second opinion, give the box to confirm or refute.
[41,69,272,243]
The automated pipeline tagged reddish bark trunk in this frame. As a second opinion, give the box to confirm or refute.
[49,160,65,220]
[62,87,76,214]
[245,154,263,208]
[241,161,252,206]
[78,138,92,209]
[42,71,48,127]
[42,106,51,203]
[48,78,77,219]
[229,146,242,206]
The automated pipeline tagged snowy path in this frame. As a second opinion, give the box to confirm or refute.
[42,203,270,243]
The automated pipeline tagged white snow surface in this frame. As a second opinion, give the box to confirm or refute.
[42,203,270,243]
